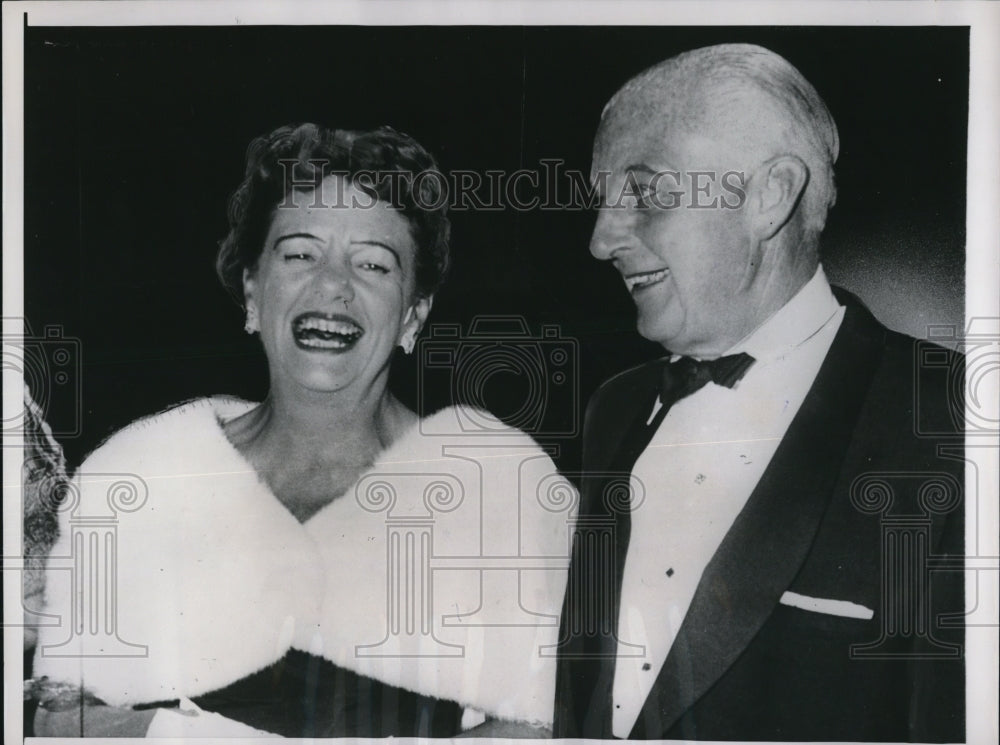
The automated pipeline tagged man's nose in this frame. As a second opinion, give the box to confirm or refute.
[589,207,635,261]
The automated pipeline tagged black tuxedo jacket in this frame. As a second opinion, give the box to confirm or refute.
[553,293,965,741]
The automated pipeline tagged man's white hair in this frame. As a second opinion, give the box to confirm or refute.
[603,43,840,236]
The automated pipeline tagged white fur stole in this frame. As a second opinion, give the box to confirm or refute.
[33,397,576,727]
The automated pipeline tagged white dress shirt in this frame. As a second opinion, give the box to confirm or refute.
[611,267,845,737]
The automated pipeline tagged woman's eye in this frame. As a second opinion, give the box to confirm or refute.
[283,253,314,262]
[360,262,391,274]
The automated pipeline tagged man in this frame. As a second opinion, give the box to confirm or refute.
[553,44,964,741]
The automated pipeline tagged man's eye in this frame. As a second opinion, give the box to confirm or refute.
[634,185,655,209]
[360,262,390,274]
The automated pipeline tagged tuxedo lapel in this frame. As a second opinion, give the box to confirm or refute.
[582,357,666,683]
[632,298,887,739]
[555,361,663,737]
[584,361,665,473]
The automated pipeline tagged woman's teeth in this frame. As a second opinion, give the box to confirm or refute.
[293,317,364,349]
[625,268,670,292]
[296,317,363,334]
[298,335,356,349]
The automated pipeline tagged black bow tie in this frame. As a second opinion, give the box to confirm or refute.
[658,352,756,414]
[600,351,757,496]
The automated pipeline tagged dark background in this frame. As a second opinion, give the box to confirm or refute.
[22,25,968,471]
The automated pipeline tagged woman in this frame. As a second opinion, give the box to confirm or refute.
[31,123,573,737]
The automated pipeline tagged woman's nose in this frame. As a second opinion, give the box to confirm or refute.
[315,259,355,301]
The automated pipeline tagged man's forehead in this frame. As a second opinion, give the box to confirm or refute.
[592,99,758,184]
[594,84,694,152]
[591,114,689,181]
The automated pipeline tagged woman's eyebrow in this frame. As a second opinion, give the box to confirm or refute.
[272,232,321,250]
[352,240,401,267]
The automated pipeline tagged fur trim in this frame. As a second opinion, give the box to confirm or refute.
[33,398,574,726]
[23,387,70,651]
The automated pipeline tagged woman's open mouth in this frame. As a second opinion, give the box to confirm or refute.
[624,268,670,294]
[292,313,364,351]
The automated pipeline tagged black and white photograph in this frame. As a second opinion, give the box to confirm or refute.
[4,1,998,742]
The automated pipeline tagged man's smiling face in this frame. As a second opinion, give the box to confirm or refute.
[589,111,759,358]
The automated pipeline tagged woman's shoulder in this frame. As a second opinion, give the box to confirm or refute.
[375,404,561,476]
[78,396,255,473]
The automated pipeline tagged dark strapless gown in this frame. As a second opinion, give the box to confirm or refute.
[190,649,464,737]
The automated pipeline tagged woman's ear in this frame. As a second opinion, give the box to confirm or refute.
[399,295,433,354]
[242,267,257,306]
[242,267,260,334]
[411,294,433,330]
[750,155,810,242]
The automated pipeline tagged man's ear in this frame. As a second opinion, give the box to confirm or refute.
[750,155,810,242]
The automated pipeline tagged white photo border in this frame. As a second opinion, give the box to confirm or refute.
[4,2,998,744]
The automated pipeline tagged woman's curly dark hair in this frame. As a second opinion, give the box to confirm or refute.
[217,123,450,304]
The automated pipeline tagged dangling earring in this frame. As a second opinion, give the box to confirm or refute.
[400,328,418,355]
[244,305,259,334]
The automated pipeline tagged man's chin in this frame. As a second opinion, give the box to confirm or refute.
[636,317,682,352]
